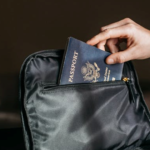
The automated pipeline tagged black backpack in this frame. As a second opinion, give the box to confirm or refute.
[19,49,150,150]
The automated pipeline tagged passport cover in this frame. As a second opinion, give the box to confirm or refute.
[59,37,124,85]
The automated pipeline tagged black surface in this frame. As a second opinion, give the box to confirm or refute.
[0,128,25,150]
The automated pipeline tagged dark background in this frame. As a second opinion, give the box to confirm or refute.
[0,0,150,129]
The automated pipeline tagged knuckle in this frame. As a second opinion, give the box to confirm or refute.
[116,55,124,63]
[126,23,135,34]
[127,23,134,28]
[105,29,111,38]
[100,27,105,31]
[124,17,133,23]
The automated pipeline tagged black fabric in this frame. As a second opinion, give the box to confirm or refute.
[19,49,150,150]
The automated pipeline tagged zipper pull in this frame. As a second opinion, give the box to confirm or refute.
[123,77,136,103]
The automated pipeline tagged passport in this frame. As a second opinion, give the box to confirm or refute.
[59,37,124,85]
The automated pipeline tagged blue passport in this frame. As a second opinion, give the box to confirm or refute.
[59,37,124,85]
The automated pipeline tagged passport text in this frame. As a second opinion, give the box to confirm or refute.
[68,51,78,82]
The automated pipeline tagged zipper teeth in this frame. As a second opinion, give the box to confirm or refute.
[42,77,129,90]
[42,80,125,91]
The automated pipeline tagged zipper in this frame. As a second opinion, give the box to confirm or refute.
[123,77,136,103]
[43,78,136,104]
[42,77,136,103]
[42,80,126,90]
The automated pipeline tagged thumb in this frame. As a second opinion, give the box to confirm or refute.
[106,49,134,64]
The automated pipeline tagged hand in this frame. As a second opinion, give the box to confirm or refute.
[87,18,150,64]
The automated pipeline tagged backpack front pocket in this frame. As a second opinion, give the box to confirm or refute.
[24,82,150,150]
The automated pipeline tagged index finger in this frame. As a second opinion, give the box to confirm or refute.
[87,25,130,46]
[101,18,134,31]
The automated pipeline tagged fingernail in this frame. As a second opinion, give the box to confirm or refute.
[107,59,114,64]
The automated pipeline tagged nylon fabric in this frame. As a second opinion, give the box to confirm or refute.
[19,49,150,150]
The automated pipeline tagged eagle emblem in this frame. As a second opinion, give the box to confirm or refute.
[81,61,100,83]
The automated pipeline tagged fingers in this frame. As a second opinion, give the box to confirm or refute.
[106,48,135,64]
[97,40,106,51]
[100,18,134,31]
[86,18,142,64]
[87,18,135,46]
[106,38,120,53]
[87,24,130,46]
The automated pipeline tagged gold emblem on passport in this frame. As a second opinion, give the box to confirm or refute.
[81,61,100,83]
